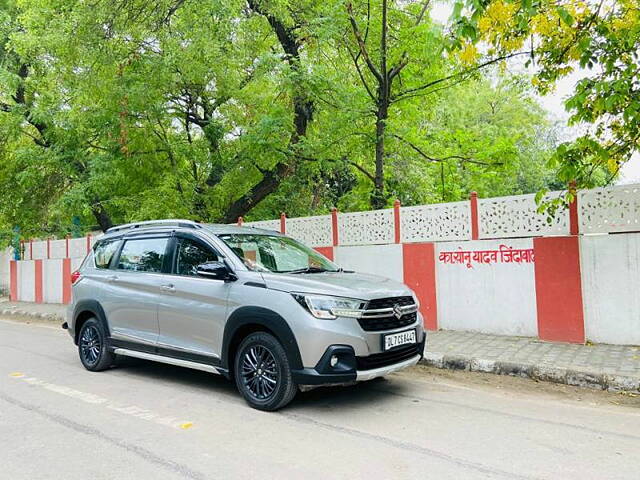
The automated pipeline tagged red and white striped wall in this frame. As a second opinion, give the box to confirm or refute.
[8,185,640,346]
[10,257,83,305]
[10,235,91,305]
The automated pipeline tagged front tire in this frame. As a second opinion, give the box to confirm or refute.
[78,317,114,371]
[234,332,297,411]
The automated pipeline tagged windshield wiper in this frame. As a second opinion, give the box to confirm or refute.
[282,266,334,274]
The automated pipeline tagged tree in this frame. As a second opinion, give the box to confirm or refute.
[450,0,639,190]
[0,0,564,238]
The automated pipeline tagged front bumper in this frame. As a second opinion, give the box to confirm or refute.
[356,354,421,381]
[292,336,425,386]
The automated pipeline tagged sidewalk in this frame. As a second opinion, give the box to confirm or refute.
[423,330,640,393]
[0,298,66,321]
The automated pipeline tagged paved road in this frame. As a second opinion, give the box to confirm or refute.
[1,318,639,480]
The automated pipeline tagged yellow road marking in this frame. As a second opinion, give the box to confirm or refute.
[9,372,24,378]
[180,422,194,430]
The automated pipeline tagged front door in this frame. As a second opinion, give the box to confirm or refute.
[156,235,232,361]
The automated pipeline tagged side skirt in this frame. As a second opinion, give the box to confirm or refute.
[114,348,221,375]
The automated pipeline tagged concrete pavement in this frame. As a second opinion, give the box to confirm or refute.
[424,330,640,392]
[1,317,639,479]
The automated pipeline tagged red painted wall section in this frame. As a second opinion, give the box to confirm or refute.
[402,243,438,330]
[62,258,72,305]
[314,246,334,261]
[280,213,286,234]
[533,236,585,343]
[393,200,401,244]
[331,208,339,246]
[34,259,43,304]
[470,192,479,240]
[9,260,17,301]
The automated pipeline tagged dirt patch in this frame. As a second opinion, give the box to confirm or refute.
[403,363,640,410]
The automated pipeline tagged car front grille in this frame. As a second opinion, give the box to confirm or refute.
[356,343,422,371]
[357,296,418,332]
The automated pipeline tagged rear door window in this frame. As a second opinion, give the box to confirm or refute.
[117,238,169,273]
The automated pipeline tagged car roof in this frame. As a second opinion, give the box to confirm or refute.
[97,220,283,242]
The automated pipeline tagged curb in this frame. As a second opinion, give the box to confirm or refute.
[420,352,640,394]
[0,307,64,323]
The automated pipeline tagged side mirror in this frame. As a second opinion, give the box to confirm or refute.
[196,261,236,281]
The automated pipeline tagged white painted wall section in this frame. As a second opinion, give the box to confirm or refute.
[43,259,63,304]
[17,260,35,302]
[334,244,404,282]
[581,234,640,345]
[0,248,12,292]
[436,239,538,336]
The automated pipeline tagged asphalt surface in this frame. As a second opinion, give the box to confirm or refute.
[1,318,639,480]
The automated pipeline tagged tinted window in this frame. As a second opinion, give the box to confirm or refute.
[176,238,218,276]
[117,238,168,273]
[94,241,120,269]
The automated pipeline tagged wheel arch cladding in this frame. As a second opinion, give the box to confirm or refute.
[73,300,110,344]
[222,306,303,372]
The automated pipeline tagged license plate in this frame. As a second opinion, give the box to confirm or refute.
[383,329,416,351]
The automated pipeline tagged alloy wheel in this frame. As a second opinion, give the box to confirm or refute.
[241,345,278,400]
[80,325,101,366]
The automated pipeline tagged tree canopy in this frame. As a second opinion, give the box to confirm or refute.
[450,0,638,195]
[0,0,612,238]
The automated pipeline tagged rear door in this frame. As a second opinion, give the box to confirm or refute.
[156,234,232,361]
[101,235,172,348]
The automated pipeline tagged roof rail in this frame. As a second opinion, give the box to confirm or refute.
[106,219,202,234]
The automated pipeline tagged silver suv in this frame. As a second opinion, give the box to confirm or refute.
[64,220,426,410]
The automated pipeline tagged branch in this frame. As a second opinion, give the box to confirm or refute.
[346,2,383,84]
[282,149,377,183]
[388,52,409,80]
[160,0,186,26]
[345,44,377,101]
[415,0,431,25]
[349,161,376,183]
[394,51,531,101]
[391,134,501,166]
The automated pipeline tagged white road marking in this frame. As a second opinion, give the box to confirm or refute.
[9,373,193,430]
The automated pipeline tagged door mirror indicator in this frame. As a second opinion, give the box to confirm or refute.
[196,261,235,281]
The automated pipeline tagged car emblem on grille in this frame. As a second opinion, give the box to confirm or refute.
[393,304,403,319]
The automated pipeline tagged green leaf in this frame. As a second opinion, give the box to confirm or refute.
[557,7,574,26]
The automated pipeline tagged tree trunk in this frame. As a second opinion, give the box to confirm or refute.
[370,0,389,210]
[372,105,387,209]
[91,201,114,232]
[219,1,314,222]
[220,161,291,223]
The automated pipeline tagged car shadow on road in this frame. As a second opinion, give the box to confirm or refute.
[112,356,410,410]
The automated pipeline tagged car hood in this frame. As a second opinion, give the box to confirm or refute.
[259,271,413,300]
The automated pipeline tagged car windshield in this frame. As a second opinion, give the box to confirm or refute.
[218,233,339,273]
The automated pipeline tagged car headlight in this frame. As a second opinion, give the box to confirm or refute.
[292,294,366,320]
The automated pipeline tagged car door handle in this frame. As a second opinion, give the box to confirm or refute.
[160,284,176,293]
[107,275,119,282]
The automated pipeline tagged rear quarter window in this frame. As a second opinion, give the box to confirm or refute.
[94,240,120,269]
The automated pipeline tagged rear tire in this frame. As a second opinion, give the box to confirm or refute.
[234,332,297,411]
[78,317,114,371]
